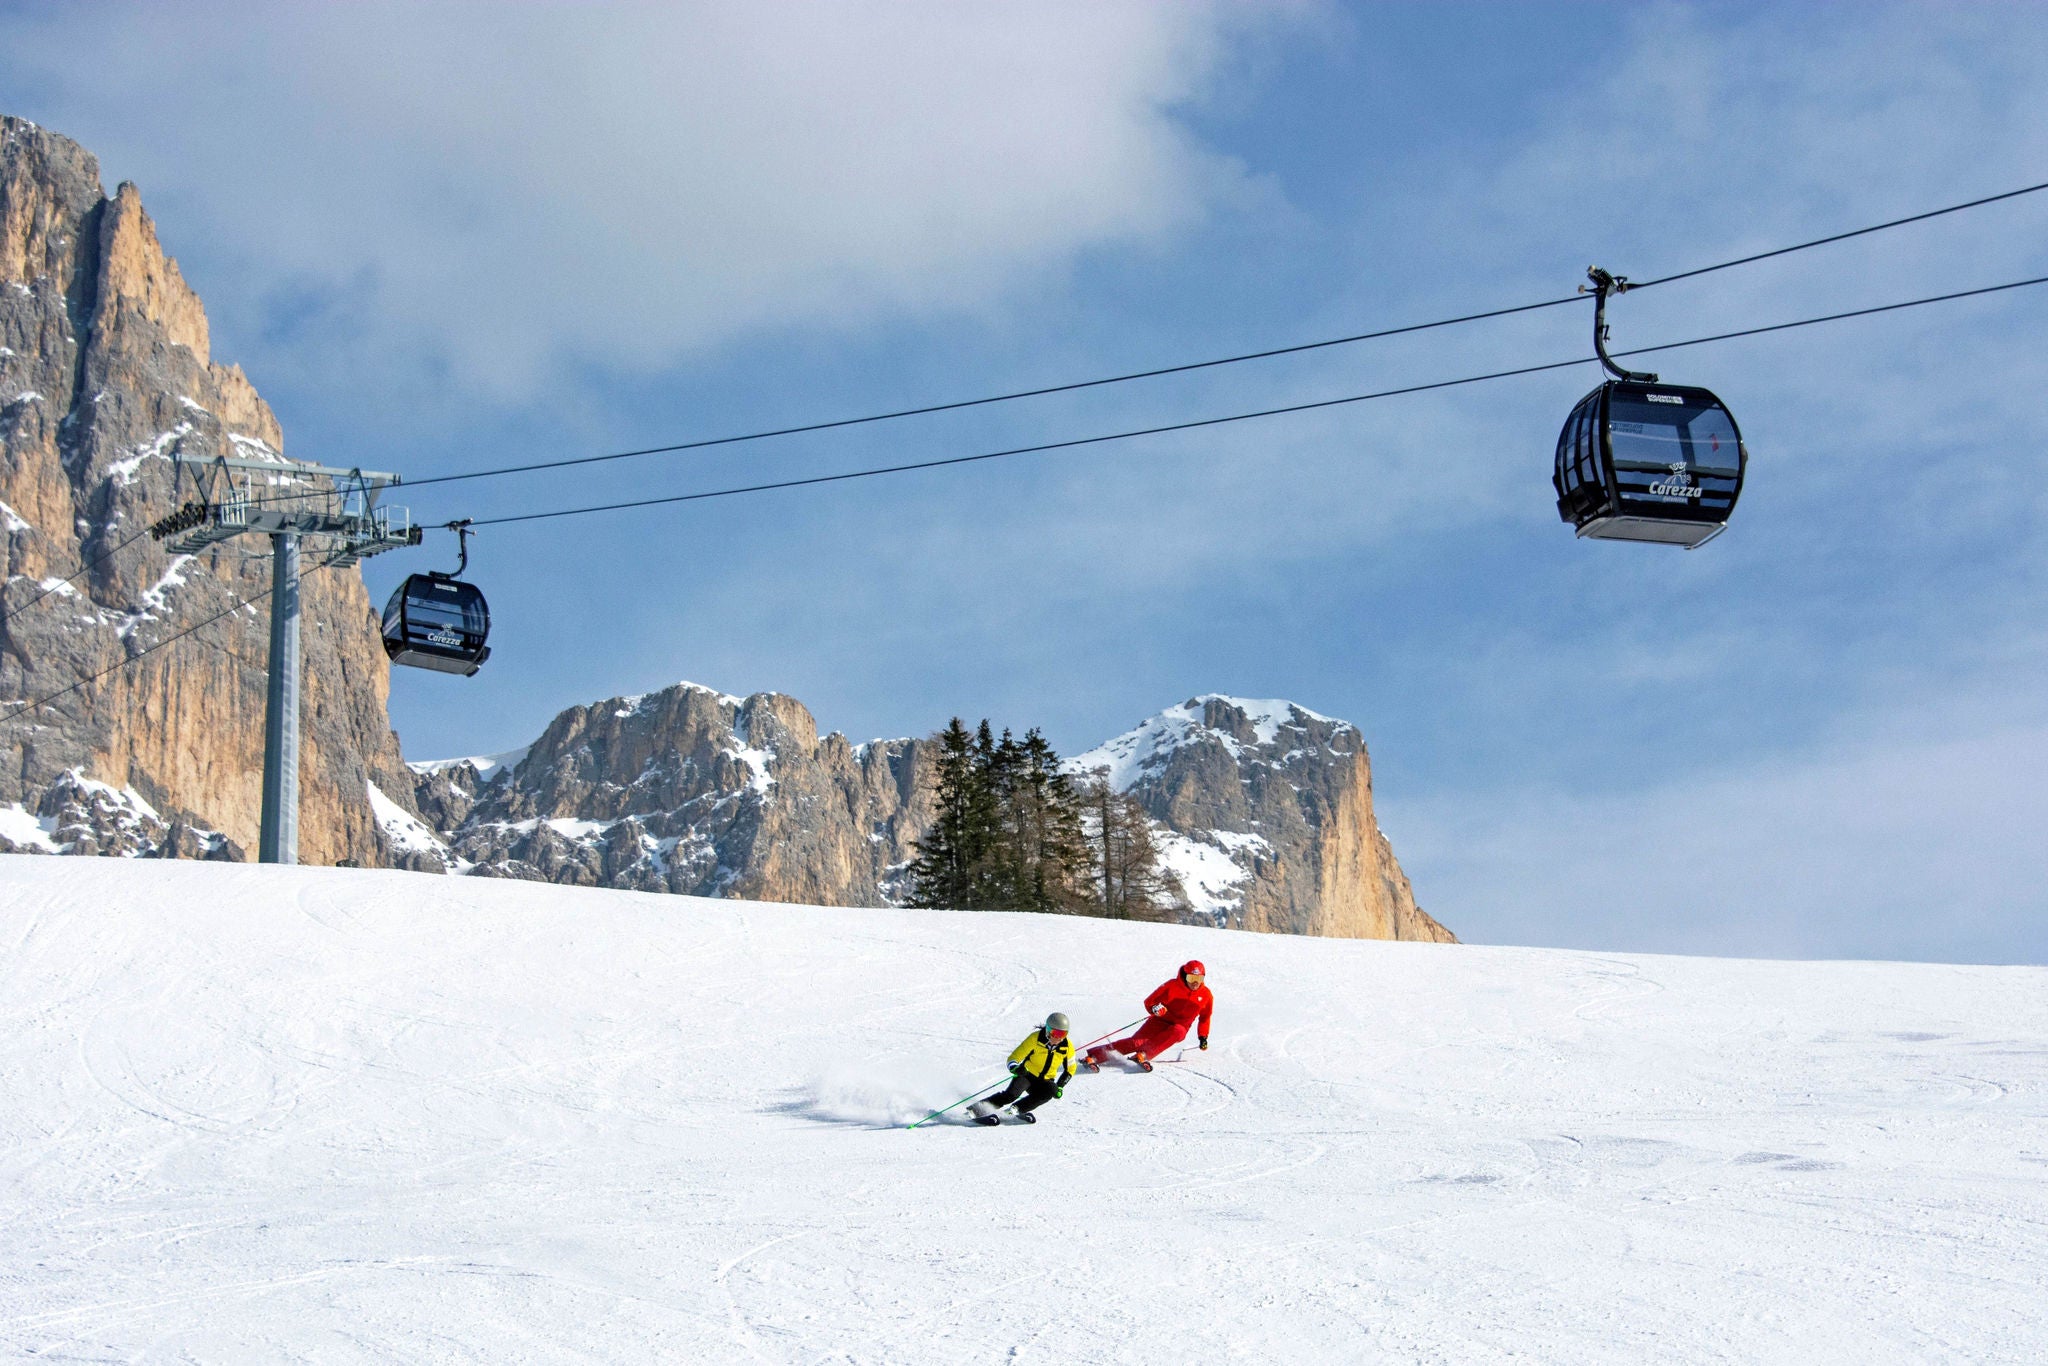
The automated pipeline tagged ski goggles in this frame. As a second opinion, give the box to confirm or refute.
[1185,972,1205,982]
[1047,1029,1068,1042]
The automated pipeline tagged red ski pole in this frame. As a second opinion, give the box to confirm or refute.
[1076,1017,1145,1054]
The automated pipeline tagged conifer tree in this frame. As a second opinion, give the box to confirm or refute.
[907,719,981,909]
[909,719,1092,913]
[972,722,1014,907]
[1077,768,1186,921]
[1015,729,1089,913]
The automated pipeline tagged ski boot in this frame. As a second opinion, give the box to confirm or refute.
[1133,1053,1153,1073]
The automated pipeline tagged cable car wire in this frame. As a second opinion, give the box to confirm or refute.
[6,182,2044,632]
[402,178,2048,494]
[0,546,351,726]
[1629,180,2048,291]
[0,525,157,625]
[6,274,2041,717]
[454,273,2048,530]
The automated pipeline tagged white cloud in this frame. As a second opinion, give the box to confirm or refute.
[4,1,1282,393]
[1396,668,2048,964]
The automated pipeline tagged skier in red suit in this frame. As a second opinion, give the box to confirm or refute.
[1084,961,1212,1072]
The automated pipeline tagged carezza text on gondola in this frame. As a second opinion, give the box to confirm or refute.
[1554,267,1747,549]
[382,519,492,676]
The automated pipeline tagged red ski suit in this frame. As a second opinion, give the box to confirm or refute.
[1099,970,1212,1061]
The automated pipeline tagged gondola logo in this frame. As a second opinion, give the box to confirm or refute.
[1649,461,1703,499]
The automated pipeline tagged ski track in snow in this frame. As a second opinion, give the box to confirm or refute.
[2,859,2045,1362]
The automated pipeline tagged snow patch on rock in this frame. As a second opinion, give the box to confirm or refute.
[1152,827,1254,925]
[367,780,451,859]
[614,681,746,717]
[105,422,193,486]
[410,747,530,784]
[1068,695,1344,791]
[0,802,60,851]
[116,556,194,638]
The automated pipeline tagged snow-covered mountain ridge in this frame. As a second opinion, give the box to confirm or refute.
[1069,694,1449,940]
[395,684,1450,941]
[1067,693,1344,790]
[4,857,2041,1360]
[0,119,1442,943]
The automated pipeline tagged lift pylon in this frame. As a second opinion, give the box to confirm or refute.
[151,453,421,864]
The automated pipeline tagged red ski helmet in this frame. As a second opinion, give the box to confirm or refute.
[1181,960,1205,980]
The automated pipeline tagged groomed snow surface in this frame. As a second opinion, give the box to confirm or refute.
[3,859,2044,1363]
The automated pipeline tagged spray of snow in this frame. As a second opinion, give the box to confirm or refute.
[794,1060,1002,1129]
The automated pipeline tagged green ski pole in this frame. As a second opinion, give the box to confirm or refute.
[909,1015,1146,1129]
[907,1078,1008,1130]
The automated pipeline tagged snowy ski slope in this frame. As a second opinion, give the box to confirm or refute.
[3,857,2044,1362]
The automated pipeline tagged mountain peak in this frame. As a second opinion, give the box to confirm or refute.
[1067,694,1355,793]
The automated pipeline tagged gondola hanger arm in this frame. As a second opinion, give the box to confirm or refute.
[444,518,474,577]
[1580,266,1659,384]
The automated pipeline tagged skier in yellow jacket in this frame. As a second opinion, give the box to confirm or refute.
[970,1013,1077,1126]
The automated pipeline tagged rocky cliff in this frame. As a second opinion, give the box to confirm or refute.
[405,683,937,902]
[1070,696,1454,942]
[399,684,1453,943]
[0,117,1449,944]
[0,116,419,864]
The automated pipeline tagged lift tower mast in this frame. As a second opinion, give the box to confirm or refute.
[151,454,419,864]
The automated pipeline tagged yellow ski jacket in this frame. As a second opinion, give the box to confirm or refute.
[1008,1029,1078,1085]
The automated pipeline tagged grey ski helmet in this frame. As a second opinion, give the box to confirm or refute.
[1044,1012,1070,1034]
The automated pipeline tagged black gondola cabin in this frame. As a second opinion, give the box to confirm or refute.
[382,573,491,676]
[1553,379,1745,549]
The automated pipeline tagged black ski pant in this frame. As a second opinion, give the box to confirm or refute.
[986,1074,1059,1115]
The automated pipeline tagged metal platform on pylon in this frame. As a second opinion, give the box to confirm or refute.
[144,452,424,866]
[150,454,420,561]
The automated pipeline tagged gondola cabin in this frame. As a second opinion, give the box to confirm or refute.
[382,573,491,676]
[1553,379,1746,549]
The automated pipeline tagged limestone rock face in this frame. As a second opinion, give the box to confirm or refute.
[0,116,420,865]
[407,684,1453,943]
[1070,696,1455,942]
[0,768,240,860]
[0,117,1449,941]
[415,683,936,903]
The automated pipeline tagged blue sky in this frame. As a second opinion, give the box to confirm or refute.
[4,2,2044,962]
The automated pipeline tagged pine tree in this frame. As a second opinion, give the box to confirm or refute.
[972,722,1015,907]
[1016,729,1089,913]
[1076,768,1186,921]
[909,719,1092,913]
[908,719,981,909]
